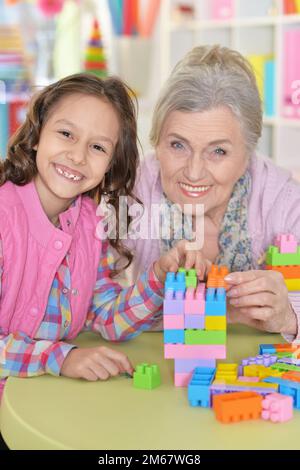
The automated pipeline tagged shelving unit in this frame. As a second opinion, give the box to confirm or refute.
[158,0,300,175]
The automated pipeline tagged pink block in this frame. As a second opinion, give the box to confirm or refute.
[238,376,260,382]
[261,393,293,423]
[274,234,297,254]
[184,284,205,315]
[163,314,184,329]
[174,372,192,387]
[211,0,234,20]
[164,344,226,359]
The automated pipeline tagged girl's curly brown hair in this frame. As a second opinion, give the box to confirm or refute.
[0,73,140,270]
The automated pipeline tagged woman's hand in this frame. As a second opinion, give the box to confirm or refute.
[153,239,211,283]
[60,346,134,381]
[225,270,297,335]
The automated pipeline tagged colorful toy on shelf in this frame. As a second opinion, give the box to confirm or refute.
[84,19,107,79]
[163,265,228,387]
[265,234,300,291]
[133,363,161,390]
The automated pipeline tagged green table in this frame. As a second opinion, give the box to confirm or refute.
[1,325,299,450]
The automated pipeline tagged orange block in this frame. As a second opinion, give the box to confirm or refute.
[282,371,300,383]
[207,265,229,288]
[213,391,262,423]
[266,265,300,279]
[274,343,297,352]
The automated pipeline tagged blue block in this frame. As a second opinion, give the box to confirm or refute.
[263,376,300,409]
[264,59,275,117]
[164,329,184,344]
[188,367,216,408]
[205,288,226,316]
[165,272,186,292]
[259,344,276,355]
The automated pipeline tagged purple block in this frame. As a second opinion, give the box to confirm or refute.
[163,289,184,315]
[184,314,205,329]
[242,354,278,367]
[175,358,216,373]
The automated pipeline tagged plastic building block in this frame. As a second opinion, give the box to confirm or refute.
[184,284,205,315]
[205,287,226,316]
[271,363,300,373]
[274,234,297,253]
[163,289,184,315]
[184,329,226,345]
[184,314,205,329]
[243,365,283,380]
[174,358,216,373]
[284,279,300,291]
[278,357,300,365]
[266,245,300,266]
[174,372,193,387]
[263,377,300,409]
[165,272,186,291]
[241,354,277,367]
[179,268,197,288]
[261,393,293,423]
[164,329,184,344]
[266,265,300,278]
[133,363,161,390]
[274,343,298,352]
[259,344,276,354]
[215,364,238,381]
[164,344,226,359]
[238,376,260,382]
[282,371,300,383]
[205,316,226,331]
[211,381,278,396]
[188,367,216,407]
[163,314,184,330]
[206,265,229,288]
[213,391,262,423]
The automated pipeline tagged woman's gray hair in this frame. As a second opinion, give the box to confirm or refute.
[150,45,262,155]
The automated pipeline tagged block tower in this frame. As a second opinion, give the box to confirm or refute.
[163,265,228,387]
[265,234,300,291]
[84,19,107,79]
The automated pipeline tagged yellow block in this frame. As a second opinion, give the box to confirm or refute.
[213,378,278,390]
[295,0,300,13]
[285,279,300,291]
[216,363,238,381]
[247,54,272,102]
[243,364,283,379]
[205,316,226,331]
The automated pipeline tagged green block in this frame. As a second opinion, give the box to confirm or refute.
[133,363,161,389]
[184,329,226,345]
[178,268,197,288]
[266,245,300,266]
[275,352,293,358]
[271,362,300,372]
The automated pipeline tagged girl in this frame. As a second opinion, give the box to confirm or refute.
[0,73,198,393]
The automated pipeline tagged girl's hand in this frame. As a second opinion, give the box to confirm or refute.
[225,270,297,335]
[60,346,134,381]
[153,240,211,283]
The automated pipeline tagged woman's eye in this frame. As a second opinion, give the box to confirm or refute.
[214,147,226,156]
[171,141,185,150]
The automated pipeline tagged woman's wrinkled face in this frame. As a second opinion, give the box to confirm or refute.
[156,106,249,219]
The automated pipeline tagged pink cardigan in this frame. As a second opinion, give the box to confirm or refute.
[126,152,300,341]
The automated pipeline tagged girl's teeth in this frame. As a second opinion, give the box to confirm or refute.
[56,166,82,181]
[180,183,210,192]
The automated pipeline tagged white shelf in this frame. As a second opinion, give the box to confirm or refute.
[170,14,300,31]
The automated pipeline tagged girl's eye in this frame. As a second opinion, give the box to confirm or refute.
[58,130,72,138]
[214,147,226,156]
[93,144,106,153]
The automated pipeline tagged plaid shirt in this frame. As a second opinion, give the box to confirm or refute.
[0,238,163,380]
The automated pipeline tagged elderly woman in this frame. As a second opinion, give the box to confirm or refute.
[126,44,300,341]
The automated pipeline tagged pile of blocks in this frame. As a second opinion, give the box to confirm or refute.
[163,265,228,387]
[265,233,300,291]
[187,342,300,423]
